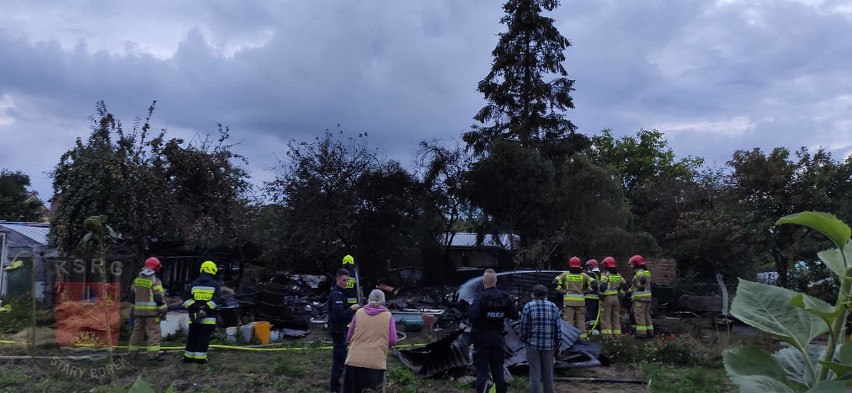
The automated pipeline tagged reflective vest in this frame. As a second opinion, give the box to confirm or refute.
[132,274,166,317]
[554,272,592,307]
[600,272,624,296]
[630,269,652,302]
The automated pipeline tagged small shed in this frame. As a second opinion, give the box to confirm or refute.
[439,232,517,269]
[0,222,51,300]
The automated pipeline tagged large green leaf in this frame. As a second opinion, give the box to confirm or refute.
[804,380,847,393]
[819,341,852,382]
[731,279,829,348]
[817,241,852,279]
[774,345,825,388]
[128,375,156,393]
[724,346,793,392]
[790,293,842,325]
[777,212,851,251]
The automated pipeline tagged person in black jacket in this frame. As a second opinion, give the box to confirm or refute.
[182,260,221,364]
[328,268,360,393]
[467,269,518,393]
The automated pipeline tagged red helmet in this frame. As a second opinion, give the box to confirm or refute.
[585,259,598,268]
[144,257,162,272]
[629,255,645,268]
[602,256,616,269]
[568,257,581,268]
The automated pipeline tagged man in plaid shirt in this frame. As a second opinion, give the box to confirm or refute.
[520,284,561,393]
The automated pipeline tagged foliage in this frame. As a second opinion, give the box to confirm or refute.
[415,141,474,282]
[0,169,44,221]
[128,375,174,393]
[589,129,704,251]
[723,211,851,392]
[263,128,421,277]
[724,148,851,287]
[0,296,32,334]
[464,0,577,155]
[641,362,725,393]
[601,334,699,365]
[464,139,554,251]
[49,101,251,263]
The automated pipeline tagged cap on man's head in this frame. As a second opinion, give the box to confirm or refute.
[532,284,548,298]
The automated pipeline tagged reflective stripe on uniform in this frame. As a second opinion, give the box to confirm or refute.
[192,286,216,301]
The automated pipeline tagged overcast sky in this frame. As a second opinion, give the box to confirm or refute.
[1,0,851,203]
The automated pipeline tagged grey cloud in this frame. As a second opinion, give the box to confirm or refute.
[1,0,851,200]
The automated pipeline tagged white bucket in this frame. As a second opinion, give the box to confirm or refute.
[239,323,254,343]
[160,311,190,338]
[225,327,238,343]
[269,330,280,342]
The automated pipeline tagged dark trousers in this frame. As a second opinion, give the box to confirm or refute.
[184,324,214,362]
[329,329,347,393]
[343,365,385,393]
[472,331,507,393]
[586,298,600,331]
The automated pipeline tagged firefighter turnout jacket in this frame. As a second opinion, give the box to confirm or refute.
[630,268,652,302]
[554,271,595,307]
[132,273,167,317]
[182,273,220,325]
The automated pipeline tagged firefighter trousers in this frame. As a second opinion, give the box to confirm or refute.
[184,324,215,362]
[600,295,622,335]
[562,304,586,338]
[632,300,653,337]
[128,315,161,357]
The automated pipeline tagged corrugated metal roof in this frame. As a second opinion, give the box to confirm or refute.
[439,232,517,249]
[0,223,50,245]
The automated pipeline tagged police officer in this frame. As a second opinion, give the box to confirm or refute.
[467,269,518,393]
[328,268,359,393]
[182,260,220,364]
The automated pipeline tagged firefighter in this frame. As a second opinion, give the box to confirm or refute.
[553,256,595,339]
[584,259,601,335]
[128,257,167,361]
[599,256,626,335]
[182,260,220,363]
[628,255,654,338]
[341,254,361,306]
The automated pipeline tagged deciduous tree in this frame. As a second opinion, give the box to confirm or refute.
[0,170,44,222]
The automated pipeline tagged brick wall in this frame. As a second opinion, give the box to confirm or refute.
[615,257,677,286]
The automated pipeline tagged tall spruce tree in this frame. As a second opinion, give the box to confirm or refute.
[464,0,576,156]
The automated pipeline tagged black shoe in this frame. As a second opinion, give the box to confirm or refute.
[195,358,208,364]
[147,355,165,362]
[182,356,194,363]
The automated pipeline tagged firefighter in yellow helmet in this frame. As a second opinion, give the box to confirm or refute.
[128,257,167,360]
[182,260,220,363]
[553,256,595,339]
[628,255,653,338]
[341,254,360,306]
